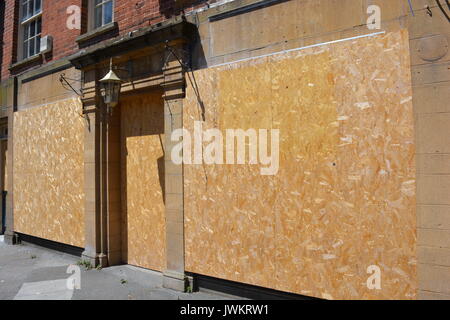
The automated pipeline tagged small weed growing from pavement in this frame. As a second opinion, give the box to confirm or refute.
[120,279,127,284]
[77,259,93,270]
[30,255,37,259]
[96,264,102,271]
[186,286,193,293]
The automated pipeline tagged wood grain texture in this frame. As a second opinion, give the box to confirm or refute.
[184,30,416,299]
[121,92,166,271]
[13,98,85,247]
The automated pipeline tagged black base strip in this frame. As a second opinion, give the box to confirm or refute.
[187,272,319,300]
[16,233,84,257]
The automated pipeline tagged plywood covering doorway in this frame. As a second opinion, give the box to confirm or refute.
[120,91,166,271]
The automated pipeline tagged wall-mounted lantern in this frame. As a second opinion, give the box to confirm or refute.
[99,59,122,109]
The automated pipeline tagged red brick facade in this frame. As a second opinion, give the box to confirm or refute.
[1,0,20,80]
[0,0,208,80]
[41,0,84,63]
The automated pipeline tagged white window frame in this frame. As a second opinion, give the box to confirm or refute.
[89,0,114,31]
[18,0,42,60]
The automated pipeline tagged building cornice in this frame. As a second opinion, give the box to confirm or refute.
[69,17,198,70]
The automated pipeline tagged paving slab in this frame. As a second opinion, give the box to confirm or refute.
[0,236,239,300]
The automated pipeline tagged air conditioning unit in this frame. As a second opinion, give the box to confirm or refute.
[40,35,53,54]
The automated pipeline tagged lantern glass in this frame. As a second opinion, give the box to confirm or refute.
[99,66,122,108]
[100,80,121,107]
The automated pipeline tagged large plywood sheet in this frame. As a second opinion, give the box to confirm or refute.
[184,30,416,299]
[13,98,85,247]
[121,92,166,271]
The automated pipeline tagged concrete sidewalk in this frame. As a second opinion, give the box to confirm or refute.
[0,235,237,300]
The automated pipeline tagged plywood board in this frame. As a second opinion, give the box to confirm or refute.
[184,30,416,299]
[13,98,85,247]
[121,92,166,271]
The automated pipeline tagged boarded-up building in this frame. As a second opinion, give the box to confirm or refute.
[1,0,449,299]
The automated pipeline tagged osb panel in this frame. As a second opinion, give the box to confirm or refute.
[121,92,166,271]
[184,30,416,299]
[13,98,85,247]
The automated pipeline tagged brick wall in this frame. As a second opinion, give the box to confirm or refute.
[0,0,208,80]
[41,0,84,63]
[0,1,4,80]
[1,0,19,81]
[101,0,207,35]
